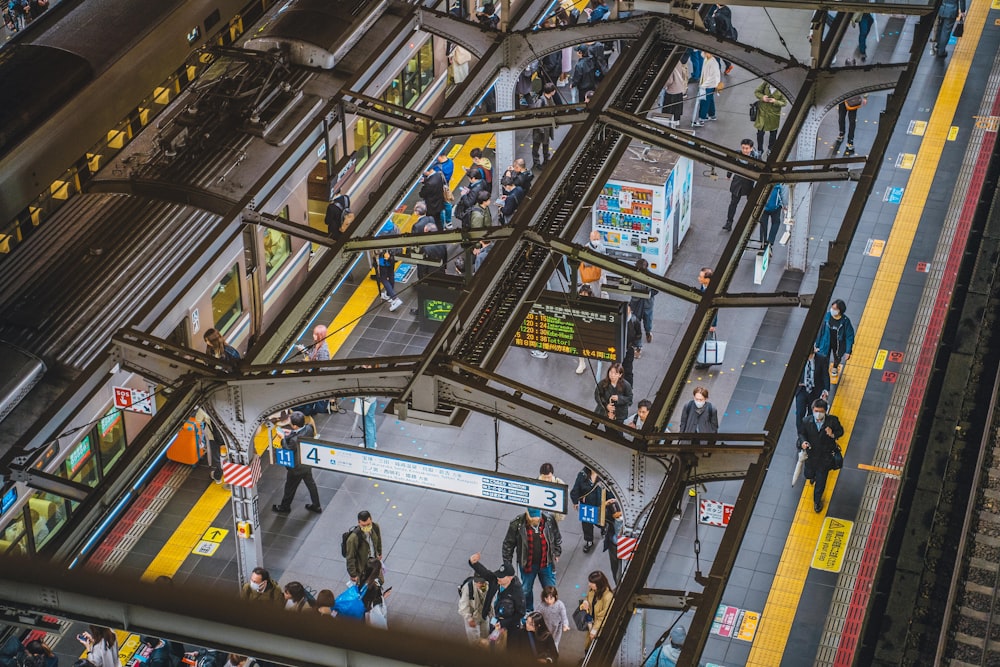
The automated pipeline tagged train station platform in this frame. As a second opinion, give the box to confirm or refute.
[43,4,1000,667]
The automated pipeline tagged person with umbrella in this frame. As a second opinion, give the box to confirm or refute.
[796,398,844,513]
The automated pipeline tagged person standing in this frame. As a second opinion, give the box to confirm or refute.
[795,350,830,421]
[524,612,559,663]
[758,182,788,247]
[852,12,875,62]
[723,139,758,231]
[575,284,597,372]
[537,463,566,522]
[594,362,633,423]
[814,299,855,384]
[498,177,524,225]
[571,466,604,553]
[752,81,787,157]
[325,191,352,239]
[532,82,559,170]
[502,508,562,612]
[645,626,687,667]
[931,0,965,60]
[537,586,570,650]
[579,571,614,650]
[77,627,121,667]
[239,567,283,605]
[662,60,688,127]
[625,398,651,431]
[602,496,624,584]
[203,329,240,362]
[837,96,867,157]
[796,398,844,513]
[679,387,719,445]
[622,304,643,388]
[374,248,404,312]
[419,167,447,224]
[467,554,527,637]
[271,412,322,514]
[630,257,656,346]
[571,45,599,103]
[283,582,315,612]
[457,576,491,644]
[345,510,383,582]
[692,52,721,127]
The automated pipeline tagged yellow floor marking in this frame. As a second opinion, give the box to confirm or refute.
[746,2,989,663]
[143,131,496,582]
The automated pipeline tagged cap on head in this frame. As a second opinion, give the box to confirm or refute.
[670,625,687,645]
[527,508,542,518]
[494,562,515,579]
[576,44,588,53]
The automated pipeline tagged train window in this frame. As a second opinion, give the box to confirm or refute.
[28,493,66,550]
[0,513,26,555]
[403,42,435,108]
[353,118,390,168]
[98,408,127,474]
[211,264,243,334]
[61,435,99,488]
[264,228,292,280]
[384,79,403,109]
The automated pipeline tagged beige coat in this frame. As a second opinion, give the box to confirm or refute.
[665,62,689,95]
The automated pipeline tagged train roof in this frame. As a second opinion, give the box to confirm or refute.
[255,0,376,49]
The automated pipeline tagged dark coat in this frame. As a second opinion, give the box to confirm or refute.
[420,170,447,217]
[796,414,845,475]
[679,400,719,434]
[469,559,526,631]
[500,186,524,223]
[570,469,603,507]
[502,513,562,570]
[594,378,633,421]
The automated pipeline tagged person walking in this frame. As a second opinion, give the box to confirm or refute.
[758,182,788,247]
[457,576,491,644]
[345,510,383,583]
[536,586,571,650]
[662,60,688,127]
[502,508,562,612]
[796,398,844,513]
[373,246,404,312]
[240,567,283,605]
[814,298,855,384]
[575,284,598,372]
[532,82,559,169]
[622,303,642,387]
[602,496,624,583]
[679,387,719,445]
[630,257,656,347]
[325,191,352,239]
[931,0,965,60]
[795,350,829,421]
[579,571,614,650]
[837,96,867,157]
[852,12,875,62]
[570,466,605,553]
[594,362,633,423]
[692,52,721,127]
[723,139,758,231]
[752,81,787,157]
[524,611,559,663]
[77,627,121,667]
[272,412,323,514]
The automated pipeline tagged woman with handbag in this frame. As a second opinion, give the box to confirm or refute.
[579,571,614,650]
[594,363,633,423]
[796,398,844,513]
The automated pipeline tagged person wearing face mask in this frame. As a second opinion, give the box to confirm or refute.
[344,510,383,583]
[814,299,855,384]
[239,567,283,605]
[679,387,719,445]
[796,398,845,513]
[502,508,562,612]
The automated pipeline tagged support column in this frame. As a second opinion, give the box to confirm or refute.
[787,105,823,272]
[494,67,520,195]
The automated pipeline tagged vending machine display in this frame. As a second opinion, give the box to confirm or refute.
[592,142,693,276]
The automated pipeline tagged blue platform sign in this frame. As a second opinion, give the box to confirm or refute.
[579,503,602,525]
[275,448,296,468]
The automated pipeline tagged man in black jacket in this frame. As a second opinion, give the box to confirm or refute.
[795,351,830,421]
[796,398,844,513]
[419,168,447,223]
[272,412,323,515]
[468,553,526,633]
[502,508,562,611]
[723,139,758,231]
[570,466,604,553]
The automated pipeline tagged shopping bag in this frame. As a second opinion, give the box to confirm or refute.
[791,449,808,486]
[367,602,388,629]
[333,583,367,619]
[572,601,591,631]
[696,332,727,366]
[953,20,964,37]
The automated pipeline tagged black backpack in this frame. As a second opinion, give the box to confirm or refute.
[458,575,477,599]
[341,525,361,558]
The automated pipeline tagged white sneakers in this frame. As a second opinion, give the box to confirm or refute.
[388,297,403,312]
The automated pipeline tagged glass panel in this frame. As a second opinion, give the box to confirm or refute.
[353,118,371,166]
[62,435,99,488]
[99,408,127,474]
[211,264,243,333]
[0,512,27,555]
[403,57,420,108]
[263,228,292,280]
[384,77,403,108]
[419,41,435,93]
[29,492,68,550]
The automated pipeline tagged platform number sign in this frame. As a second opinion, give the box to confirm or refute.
[275,448,296,468]
[579,504,601,525]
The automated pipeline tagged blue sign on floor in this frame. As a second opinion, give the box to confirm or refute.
[885,187,904,204]
[395,264,415,283]
[275,448,296,468]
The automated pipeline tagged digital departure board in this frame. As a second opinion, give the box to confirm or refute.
[512,291,626,361]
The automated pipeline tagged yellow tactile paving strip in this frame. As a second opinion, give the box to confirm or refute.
[746,7,987,663]
[142,133,496,582]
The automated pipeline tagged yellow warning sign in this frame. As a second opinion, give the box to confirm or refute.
[447,143,464,159]
[202,527,228,542]
[866,239,885,257]
[873,349,888,370]
[812,517,854,572]
[993,0,1000,11]
[948,126,960,141]
[737,611,760,641]
[192,540,220,557]
[896,153,915,170]
[907,120,927,136]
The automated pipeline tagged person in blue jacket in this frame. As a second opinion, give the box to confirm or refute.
[814,299,855,382]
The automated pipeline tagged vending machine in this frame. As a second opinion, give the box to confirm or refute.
[592,142,694,276]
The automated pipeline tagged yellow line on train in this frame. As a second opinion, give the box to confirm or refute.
[746,6,989,664]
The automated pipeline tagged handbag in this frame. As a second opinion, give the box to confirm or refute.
[952,20,964,37]
[696,331,727,366]
[831,443,844,470]
[572,601,591,631]
[443,183,454,203]
[579,263,602,284]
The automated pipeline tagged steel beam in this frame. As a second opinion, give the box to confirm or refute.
[633,589,701,611]
[433,105,590,137]
[343,227,511,251]
[343,93,432,133]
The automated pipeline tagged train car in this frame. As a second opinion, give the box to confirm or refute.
[0,0,281,248]
[0,0,453,559]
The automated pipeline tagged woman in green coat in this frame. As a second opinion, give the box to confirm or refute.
[753,81,788,155]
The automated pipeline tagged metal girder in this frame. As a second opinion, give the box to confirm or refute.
[813,63,910,114]
[86,179,239,216]
[432,104,590,137]
[634,0,931,13]
[243,209,335,247]
[714,291,813,307]
[343,92,432,133]
[112,328,233,387]
[413,6,500,58]
[0,561,545,667]
[502,17,654,73]
[633,589,701,611]
[343,227,512,252]
[5,470,91,502]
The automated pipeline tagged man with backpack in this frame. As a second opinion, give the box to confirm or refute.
[325,191,351,239]
[571,45,599,102]
[457,576,491,643]
[272,412,323,515]
[344,510,383,582]
[837,95,867,156]
[453,170,488,228]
